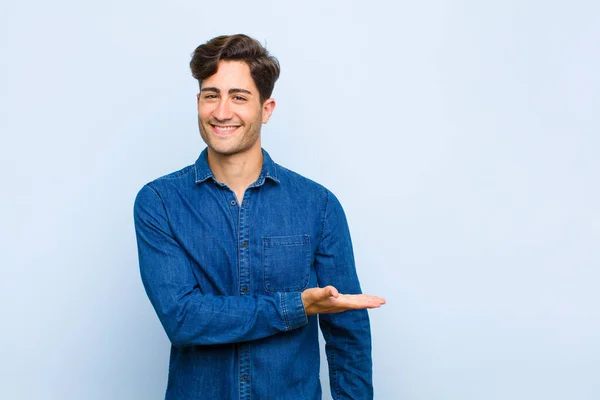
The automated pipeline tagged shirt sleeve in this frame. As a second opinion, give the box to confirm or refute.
[315,189,374,400]
[133,184,308,347]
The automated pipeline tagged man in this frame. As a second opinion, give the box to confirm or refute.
[134,34,385,400]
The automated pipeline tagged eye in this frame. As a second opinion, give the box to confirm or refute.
[233,96,247,102]
[203,94,218,100]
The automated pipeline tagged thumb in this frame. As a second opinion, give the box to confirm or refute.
[326,285,339,298]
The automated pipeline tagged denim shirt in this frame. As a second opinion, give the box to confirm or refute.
[134,148,373,400]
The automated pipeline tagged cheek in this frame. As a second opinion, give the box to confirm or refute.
[198,106,212,121]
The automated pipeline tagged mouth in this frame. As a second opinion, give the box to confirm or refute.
[210,124,241,135]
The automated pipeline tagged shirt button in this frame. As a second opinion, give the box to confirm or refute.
[241,286,248,293]
[230,200,236,206]
[242,241,248,248]
[241,375,248,381]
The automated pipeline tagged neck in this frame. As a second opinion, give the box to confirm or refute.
[207,144,263,193]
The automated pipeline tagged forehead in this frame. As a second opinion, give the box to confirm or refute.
[201,60,256,91]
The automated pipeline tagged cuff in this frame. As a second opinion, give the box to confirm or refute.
[280,291,308,331]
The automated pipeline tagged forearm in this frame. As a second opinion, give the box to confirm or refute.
[142,280,307,346]
[320,310,373,399]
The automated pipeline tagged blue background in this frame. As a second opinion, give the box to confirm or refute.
[1,1,598,399]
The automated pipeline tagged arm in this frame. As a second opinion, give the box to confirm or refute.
[315,190,375,400]
[133,184,307,347]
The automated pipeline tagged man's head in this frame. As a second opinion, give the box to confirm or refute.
[190,34,280,105]
[191,34,279,157]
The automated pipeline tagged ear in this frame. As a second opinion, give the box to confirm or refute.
[196,93,201,106]
[261,98,276,124]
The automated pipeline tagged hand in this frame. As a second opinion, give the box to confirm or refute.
[301,286,386,316]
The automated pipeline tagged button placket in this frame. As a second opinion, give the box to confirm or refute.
[237,191,252,399]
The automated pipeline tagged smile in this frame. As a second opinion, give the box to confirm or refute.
[211,124,241,134]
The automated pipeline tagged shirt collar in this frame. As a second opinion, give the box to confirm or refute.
[194,147,280,186]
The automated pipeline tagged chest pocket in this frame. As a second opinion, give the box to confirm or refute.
[262,234,311,293]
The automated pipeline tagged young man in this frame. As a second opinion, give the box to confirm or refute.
[134,34,385,400]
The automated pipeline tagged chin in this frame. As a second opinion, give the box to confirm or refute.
[207,142,248,156]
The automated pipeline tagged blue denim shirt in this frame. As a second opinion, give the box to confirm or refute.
[134,148,373,400]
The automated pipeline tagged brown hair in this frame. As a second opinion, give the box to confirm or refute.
[190,34,280,103]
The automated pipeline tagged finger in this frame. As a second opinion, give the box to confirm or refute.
[368,295,386,306]
[339,294,385,309]
[361,297,383,308]
[363,295,385,304]
[362,294,386,305]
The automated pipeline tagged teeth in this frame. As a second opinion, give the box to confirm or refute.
[214,125,238,131]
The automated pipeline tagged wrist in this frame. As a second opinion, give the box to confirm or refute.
[301,289,313,316]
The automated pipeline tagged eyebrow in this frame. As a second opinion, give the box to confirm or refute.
[200,87,253,95]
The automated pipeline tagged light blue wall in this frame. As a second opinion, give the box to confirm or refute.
[1,1,599,399]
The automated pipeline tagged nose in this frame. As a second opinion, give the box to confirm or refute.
[212,98,233,121]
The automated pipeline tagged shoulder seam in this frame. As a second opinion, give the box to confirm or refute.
[145,182,162,200]
[317,188,329,246]
[144,183,171,228]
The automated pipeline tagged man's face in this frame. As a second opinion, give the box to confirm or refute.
[197,60,275,157]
